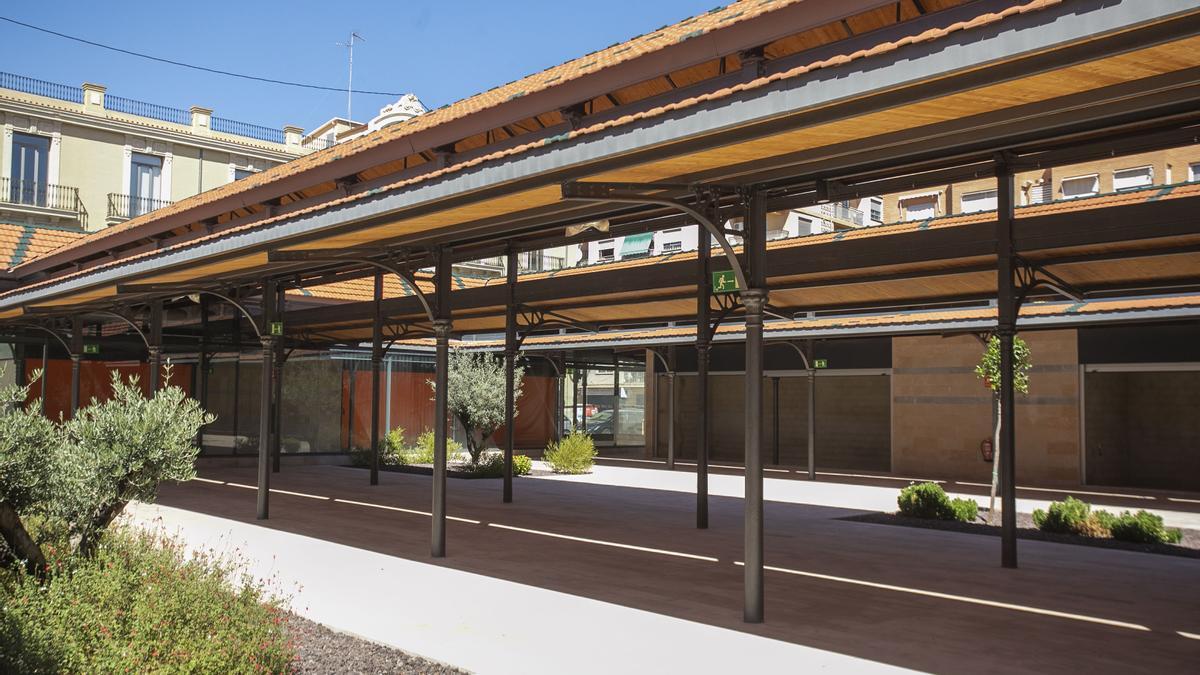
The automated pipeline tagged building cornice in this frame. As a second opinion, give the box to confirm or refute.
[0,93,300,163]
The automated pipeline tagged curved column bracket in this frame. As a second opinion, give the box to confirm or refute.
[114,285,266,338]
[513,304,597,348]
[705,293,743,343]
[1013,255,1084,312]
[6,322,72,354]
[765,340,812,370]
[384,321,434,349]
[89,310,152,350]
[267,249,435,324]
[561,181,748,292]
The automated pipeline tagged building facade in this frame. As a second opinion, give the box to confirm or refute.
[0,71,316,233]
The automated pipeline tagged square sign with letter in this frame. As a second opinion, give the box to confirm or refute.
[83,343,100,355]
[270,322,284,336]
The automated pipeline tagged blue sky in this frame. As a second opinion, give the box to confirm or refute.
[2,0,718,134]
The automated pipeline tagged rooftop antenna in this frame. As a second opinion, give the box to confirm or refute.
[336,31,365,120]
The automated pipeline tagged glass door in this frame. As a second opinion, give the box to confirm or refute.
[129,152,163,217]
[10,132,49,206]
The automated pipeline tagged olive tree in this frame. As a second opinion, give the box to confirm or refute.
[0,371,59,575]
[974,334,1032,524]
[0,366,213,574]
[431,349,524,467]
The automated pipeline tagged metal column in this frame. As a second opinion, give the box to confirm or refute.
[612,352,620,446]
[431,247,452,558]
[696,223,712,530]
[70,315,83,416]
[271,284,285,473]
[197,297,209,447]
[743,188,768,624]
[503,248,518,504]
[370,271,384,486]
[232,311,241,452]
[996,158,1018,569]
[666,371,676,470]
[148,299,163,394]
[38,340,48,414]
[256,280,277,521]
[807,340,817,481]
[771,377,780,466]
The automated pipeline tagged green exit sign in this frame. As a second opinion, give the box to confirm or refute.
[83,343,100,355]
[711,270,740,294]
[814,358,828,369]
[269,322,284,336]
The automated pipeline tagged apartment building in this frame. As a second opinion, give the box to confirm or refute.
[0,71,322,234]
[573,197,881,266]
[883,148,1200,222]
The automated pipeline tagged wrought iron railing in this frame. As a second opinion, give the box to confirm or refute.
[211,116,285,144]
[105,94,192,125]
[0,71,83,103]
[107,193,174,220]
[1,177,83,212]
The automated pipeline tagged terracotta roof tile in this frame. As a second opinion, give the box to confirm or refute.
[0,223,87,269]
[288,270,488,303]
[5,0,1063,302]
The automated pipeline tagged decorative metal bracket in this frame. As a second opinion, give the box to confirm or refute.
[512,304,597,349]
[268,248,435,324]
[1013,255,1084,312]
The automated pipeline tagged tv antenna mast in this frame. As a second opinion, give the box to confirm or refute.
[337,32,365,120]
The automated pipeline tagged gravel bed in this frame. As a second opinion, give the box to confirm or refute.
[845,510,1200,558]
[289,614,467,674]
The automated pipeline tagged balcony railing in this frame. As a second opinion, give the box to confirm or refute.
[301,136,339,152]
[0,71,83,104]
[1,177,85,214]
[1,71,295,147]
[817,202,864,227]
[106,94,192,126]
[107,193,174,220]
[212,117,286,144]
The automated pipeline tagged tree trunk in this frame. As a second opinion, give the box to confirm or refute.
[77,500,128,558]
[988,395,1001,525]
[0,500,47,577]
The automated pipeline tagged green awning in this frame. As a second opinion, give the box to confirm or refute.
[620,232,655,259]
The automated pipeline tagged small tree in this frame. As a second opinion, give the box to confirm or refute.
[0,370,60,575]
[60,368,214,555]
[430,349,523,467]
[0,366,213,574]
[974,334,1032,524]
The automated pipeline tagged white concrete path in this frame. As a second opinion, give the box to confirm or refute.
[126,501,913,675]
[576,459,1200,529]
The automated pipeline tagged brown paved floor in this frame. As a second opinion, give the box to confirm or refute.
[158,464,1200,674]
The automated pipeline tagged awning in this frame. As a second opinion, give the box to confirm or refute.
[620,232,655,259]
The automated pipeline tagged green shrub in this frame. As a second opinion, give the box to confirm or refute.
[949,497,979,523]
[1107,510,1183,544]
[513,454,533,476]
[544,431,596,474]
[1032,497,1113,537]
[897,482,976,522]
[0,527,294,673]
[470,453,533,478]
[410,429,464,465]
